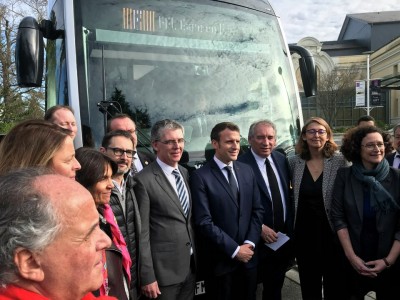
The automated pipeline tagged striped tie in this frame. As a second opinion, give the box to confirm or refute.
[172,169,189,217]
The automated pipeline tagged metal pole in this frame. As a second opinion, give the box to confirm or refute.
[366,54,370,115]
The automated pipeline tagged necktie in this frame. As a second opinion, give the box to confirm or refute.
[225,166,238,200]
[265,158,284,231]
[172,169,189,217]
[396,154,400,169]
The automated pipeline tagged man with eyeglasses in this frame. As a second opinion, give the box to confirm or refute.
[134,119,196,300]
[386,123,400,168]
[108,114,155,175]
[100,130,142,299]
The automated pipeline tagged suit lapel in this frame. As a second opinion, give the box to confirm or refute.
[152,163,187,217]
[351,174,364,221]
[247,152,270,199]
[271,152,289,201]
[138,152,151,168]
[233,162,247,210]
[209,160,239,207]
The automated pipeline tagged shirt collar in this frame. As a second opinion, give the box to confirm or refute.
[213,156,233,170]
[251,148,271,166]
[156,157,177,174]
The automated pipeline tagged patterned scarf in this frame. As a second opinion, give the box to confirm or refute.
[100,204,132,296]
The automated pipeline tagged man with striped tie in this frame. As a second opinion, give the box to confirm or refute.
[386,123,400,168]
[134,119,196,300]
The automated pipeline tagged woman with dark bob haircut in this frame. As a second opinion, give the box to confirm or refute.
[331,126,400,299]
[75,147,131,300]
[289,117,349,300]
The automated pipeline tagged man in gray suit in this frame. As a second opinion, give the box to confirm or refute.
[134,119,196,300]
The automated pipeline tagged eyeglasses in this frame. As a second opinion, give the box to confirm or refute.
[106,147,136,158]
[305,129,327,136]
[361,143,385,150]
[158,138,185,146]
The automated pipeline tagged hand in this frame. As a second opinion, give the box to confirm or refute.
[261,224,278,244]
[235,244,254,263]
[349,255,378,278]
[141,281,161,299]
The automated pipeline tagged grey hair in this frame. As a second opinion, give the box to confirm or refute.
[151,119,184,142]
[0,168,62,285]
[248,120,277,139]
[393,123,400,136]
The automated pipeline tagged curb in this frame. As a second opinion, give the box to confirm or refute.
[285,267,376,299]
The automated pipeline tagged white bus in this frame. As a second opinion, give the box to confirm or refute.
[16,0,316,168]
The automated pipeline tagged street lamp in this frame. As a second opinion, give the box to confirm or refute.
[363,51,374,116]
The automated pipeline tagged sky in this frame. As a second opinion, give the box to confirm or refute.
[269,0,400,43]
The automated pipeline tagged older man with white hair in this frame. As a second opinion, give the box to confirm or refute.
[0,168,115,300]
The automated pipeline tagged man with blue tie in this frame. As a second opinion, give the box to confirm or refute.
[386,123,400,168]
[190,122,263,300]
[134,119,196,300]
[238,120,294,300]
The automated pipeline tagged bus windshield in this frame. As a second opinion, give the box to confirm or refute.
[74,0,300,164]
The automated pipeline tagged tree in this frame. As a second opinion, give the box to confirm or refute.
[108,87,151,128]
[0,0,46,133]
[316,65,364,126]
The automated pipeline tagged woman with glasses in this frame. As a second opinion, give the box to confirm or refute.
[75,147,131,300]
[288,117,348,300]
[331,126,400,299]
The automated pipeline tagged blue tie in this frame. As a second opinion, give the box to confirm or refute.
[397,154,400,169]
[225,166,238,200]
[173,169,189,217]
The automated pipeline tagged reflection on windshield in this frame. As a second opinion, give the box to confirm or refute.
[79,0,300,163]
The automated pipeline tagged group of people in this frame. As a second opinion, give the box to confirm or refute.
[0,106,400,300]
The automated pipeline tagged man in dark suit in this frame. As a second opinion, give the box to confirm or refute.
[190,122,264,300]
[238,120,294,300]
[108,114,155,174]
[134,119,196,300]
[387,123,400,168]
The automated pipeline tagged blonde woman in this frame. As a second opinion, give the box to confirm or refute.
[0,119,80,178]
[288,117,348,300]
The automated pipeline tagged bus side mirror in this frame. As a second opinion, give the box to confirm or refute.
[15,17,44,87]
[289,45,317,97]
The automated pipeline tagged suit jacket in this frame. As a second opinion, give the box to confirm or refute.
[190,159,264,276]
[288,152,348,229]
[386,152,397,167]
[331,166,400,257]
[238,150,294,238]
[137,151,155,168]
[134,161,195,286]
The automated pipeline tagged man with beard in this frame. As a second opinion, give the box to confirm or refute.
[107,114,155,175]
[100,130,141,299]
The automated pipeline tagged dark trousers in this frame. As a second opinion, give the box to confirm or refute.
[342,260,400,300]
[142,268,196,300]
[259,242,293,300]
[205,266,257,300]
[296,234,346,300]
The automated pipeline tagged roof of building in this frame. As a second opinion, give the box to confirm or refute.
[338,11,400,40]
[347,11,400,23]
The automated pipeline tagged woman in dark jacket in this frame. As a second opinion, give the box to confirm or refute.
[76,147,131,300]
[331,126,400,299]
